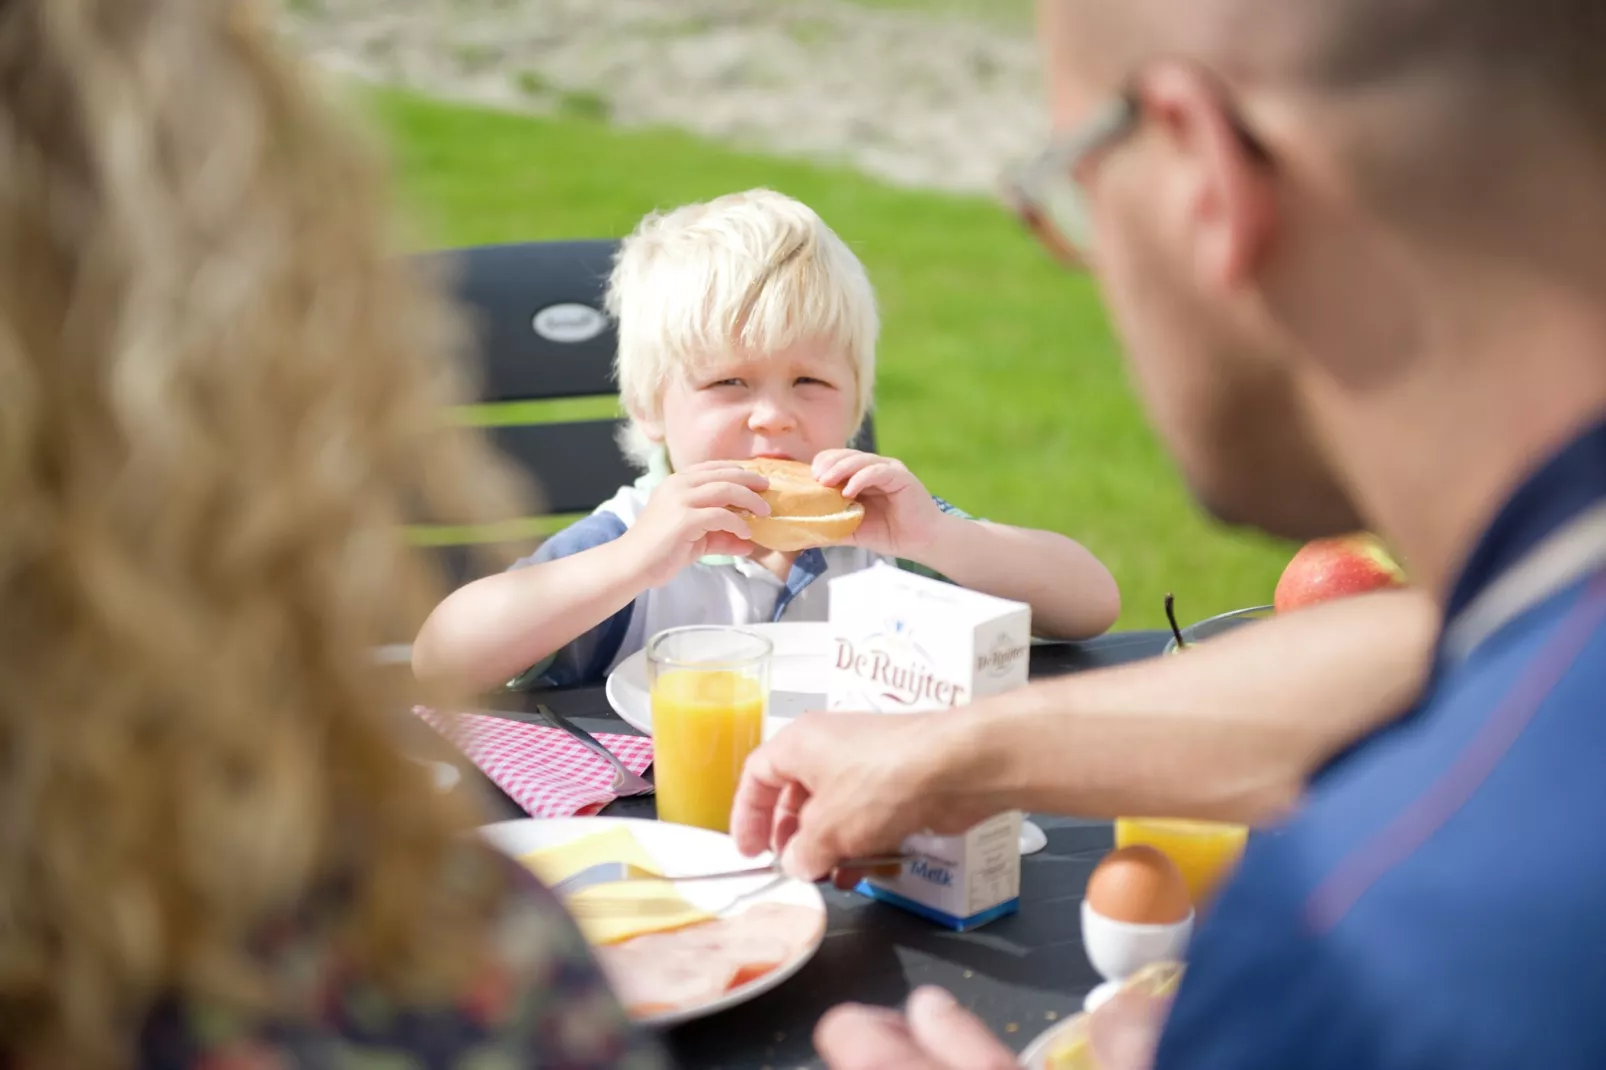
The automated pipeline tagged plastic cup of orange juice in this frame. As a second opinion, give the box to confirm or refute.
[1113,817,1249,906]
[647,626,771,833]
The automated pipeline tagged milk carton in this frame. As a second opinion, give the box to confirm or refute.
[826,565,1031,930]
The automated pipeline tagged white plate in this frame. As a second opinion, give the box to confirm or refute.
[1017,1011,1091,1069]
[479,815,827,1028]
[605,621,832,740]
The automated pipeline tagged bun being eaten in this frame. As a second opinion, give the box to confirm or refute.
[733,458,864,551]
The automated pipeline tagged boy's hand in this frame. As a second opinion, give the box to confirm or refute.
[812,449,945,559]
[623,461,770,587]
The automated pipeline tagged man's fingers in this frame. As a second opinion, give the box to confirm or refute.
[778,816,841,881]
[904,987,1018,1070]
[770,780,807,854]
[1088,986,1171,1070]
[816,990,1015,1070]
[730,744,791,858]
[815,1003,931,1070]
[731,724,822,858]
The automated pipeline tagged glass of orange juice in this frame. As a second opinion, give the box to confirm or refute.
[1113,817,1249,906]
[647,626,771,833]
[1116,602,1267,906]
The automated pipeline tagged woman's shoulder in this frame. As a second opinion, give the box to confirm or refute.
[137,842,670,1070]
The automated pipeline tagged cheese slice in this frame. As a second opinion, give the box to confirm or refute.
[1043,1015,1095,1070]
[520,826,715,946]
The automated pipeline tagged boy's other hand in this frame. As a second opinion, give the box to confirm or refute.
[812,449,945,559]
[624,461,770,586]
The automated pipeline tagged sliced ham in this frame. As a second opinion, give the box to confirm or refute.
[595,902,824,1017]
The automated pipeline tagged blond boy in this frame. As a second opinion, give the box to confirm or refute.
[413,189,1119,693]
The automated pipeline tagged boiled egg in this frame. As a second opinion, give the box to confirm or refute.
[1081,846,1194,984]
[1085,845,1191,924]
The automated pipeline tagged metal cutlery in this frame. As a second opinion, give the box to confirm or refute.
[534,703,654,797]
[551,854,912,898]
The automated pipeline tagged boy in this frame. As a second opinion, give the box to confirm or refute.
[412,189,1120,693]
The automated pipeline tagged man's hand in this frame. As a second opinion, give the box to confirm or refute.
[730,710,998,879]
[816,983,1170,1070]
[816,987,1018,1070]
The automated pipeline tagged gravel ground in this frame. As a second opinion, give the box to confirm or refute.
[285,0,1051,194]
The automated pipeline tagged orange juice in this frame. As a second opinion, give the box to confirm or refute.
[1113,818,1248,906]
[651,668,765,832]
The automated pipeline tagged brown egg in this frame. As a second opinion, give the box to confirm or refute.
[1085,845,1192,924]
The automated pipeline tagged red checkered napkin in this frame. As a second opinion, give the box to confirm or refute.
[415,707,654,818]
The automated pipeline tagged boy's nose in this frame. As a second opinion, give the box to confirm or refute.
[748,397,797,433]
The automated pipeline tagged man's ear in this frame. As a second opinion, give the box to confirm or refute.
[1137,62,1277,291]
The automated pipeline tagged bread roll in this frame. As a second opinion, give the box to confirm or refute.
[734,458,864,551]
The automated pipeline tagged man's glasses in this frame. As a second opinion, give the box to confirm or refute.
[1000,89,1141,269]
[1001,81,1267,269]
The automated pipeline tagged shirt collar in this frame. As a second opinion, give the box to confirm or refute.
[1445,414,1606,624]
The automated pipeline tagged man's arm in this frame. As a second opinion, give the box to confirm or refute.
[733,589,1438,875]
[951,587,1439,824]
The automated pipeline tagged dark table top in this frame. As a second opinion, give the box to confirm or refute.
[448,630,1173,1069]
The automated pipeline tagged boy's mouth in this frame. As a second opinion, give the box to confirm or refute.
[750,451,795,461]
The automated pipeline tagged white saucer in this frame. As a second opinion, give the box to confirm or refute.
[1083,978,1123,1013]
[605,621,832,741]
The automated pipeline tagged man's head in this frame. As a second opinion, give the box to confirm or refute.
[1026,0,1606,545]
[609,188,878,471]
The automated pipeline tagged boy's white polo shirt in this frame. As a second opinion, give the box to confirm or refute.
[509,470,969,689]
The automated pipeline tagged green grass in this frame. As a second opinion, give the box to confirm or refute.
[815,0,1034,27]
[370,88,1293,630]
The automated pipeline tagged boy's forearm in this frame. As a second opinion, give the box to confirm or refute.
[938,588,1440,825]
[910,513,1121,638]
[412,537,648,693]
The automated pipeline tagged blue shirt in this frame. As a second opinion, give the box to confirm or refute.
[1156,417,1606,1069]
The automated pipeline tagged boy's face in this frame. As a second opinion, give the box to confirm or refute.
[645,340,860,469]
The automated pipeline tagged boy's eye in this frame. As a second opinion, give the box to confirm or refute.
[796,377,833,388]
[708,378,745,388]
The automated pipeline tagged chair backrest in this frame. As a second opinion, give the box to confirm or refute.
[414,240,633,587]
[418,239,876,589]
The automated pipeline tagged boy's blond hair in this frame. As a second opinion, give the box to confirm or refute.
[607,188,879,468]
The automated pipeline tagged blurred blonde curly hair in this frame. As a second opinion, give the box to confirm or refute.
[0,0,534,1065]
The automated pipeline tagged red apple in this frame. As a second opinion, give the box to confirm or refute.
[1273,533,1408,613]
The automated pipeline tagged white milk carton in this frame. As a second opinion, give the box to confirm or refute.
[826,565,1031,930]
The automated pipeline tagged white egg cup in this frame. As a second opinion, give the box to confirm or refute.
[1081,899,1194,984]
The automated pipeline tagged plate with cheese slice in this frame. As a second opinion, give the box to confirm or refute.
[481,816,827,1028]
[1018,961,1185,1069]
